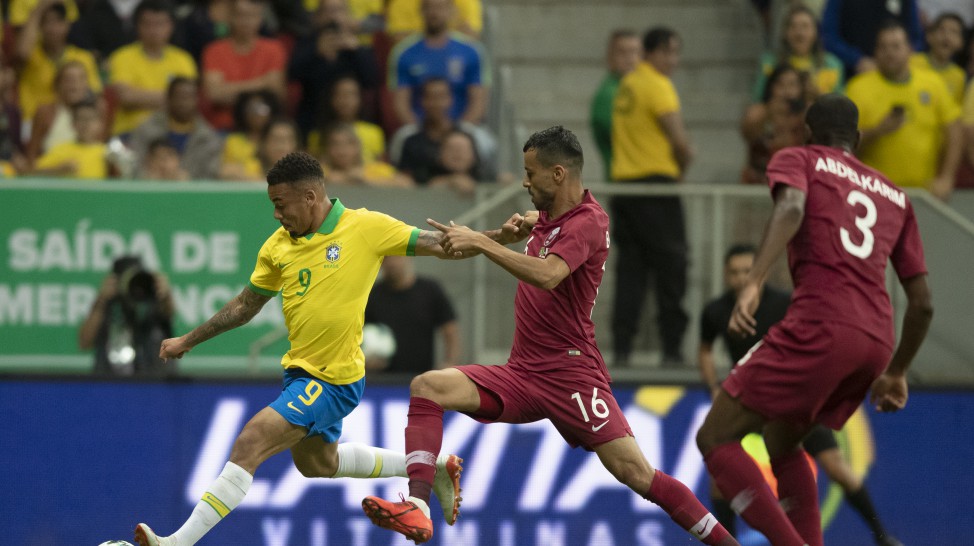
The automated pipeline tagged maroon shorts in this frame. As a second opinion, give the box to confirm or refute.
[456,363,633,451]
[723,318,893,429]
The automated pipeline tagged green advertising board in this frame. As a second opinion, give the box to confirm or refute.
[0,181,294,374]
[1,180,480,375]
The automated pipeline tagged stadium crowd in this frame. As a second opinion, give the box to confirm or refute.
[0,0,495,190]
[0,0,970,195]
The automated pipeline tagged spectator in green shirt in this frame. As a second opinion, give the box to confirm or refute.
[590,29,642,181]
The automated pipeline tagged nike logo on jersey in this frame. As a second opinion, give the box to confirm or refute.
[287,402,304,415]
[592,420,609,432]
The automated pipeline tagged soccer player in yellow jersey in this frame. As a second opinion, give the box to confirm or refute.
[134,152,511,546]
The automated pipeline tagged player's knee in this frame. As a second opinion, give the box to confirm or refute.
[409,371,444,400]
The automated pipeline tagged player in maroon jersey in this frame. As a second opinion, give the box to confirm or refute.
[361,126,739,546]
[696,94,933,546]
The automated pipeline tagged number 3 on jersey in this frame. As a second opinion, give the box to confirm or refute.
[841,190,877,259]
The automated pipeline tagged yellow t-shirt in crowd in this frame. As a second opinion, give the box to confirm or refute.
[307,120,386,163]
[18,45,102,121]
[963,81,974,126]
[221,132,262,179]
[8,0,79,25]
[846,69,961,188]
[910,53,966,105]
[385,0,482,36]
[108,44,198,134]
[35,141,108,179]
[611,61,681,180]
[248,199,420,385]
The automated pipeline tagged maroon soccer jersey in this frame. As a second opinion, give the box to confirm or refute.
[508,190,611,377]
[766,145,927,347]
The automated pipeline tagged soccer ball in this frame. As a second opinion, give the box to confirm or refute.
[98,541,134,546]
[361,323,397,359]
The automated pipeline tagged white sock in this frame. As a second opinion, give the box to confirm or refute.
[407,496,432,519]
[168,462,253,546]
[331,442,406,478]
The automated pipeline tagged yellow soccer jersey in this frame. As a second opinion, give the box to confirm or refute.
[611,61,682,180]
[248,199,420,384]
[108,44,198,134]
[846,68,961,187]
[910,53,965,105]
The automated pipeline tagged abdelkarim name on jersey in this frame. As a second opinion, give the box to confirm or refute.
[249,199,419,384]
[766,145,927,347]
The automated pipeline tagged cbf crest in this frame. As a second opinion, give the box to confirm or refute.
[326,243,342,263]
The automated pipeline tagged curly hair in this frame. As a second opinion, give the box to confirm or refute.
[266,151,325,186]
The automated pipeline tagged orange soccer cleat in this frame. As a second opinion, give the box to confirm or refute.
[361,494,434,545]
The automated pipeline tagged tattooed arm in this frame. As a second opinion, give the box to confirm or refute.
[159,288,272,359]
[413,229,476,259]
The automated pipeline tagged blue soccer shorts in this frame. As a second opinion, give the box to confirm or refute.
[268,368,365,442]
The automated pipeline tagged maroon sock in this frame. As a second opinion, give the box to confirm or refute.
[644,470,734,545]
[771,450,823,546]
[404,396,444,505]
[704,443,807,546]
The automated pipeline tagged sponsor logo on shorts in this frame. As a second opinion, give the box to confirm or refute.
[592,420,609,432]
[287,401,304,415]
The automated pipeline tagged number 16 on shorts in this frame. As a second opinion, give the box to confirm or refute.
[572,388,610,430]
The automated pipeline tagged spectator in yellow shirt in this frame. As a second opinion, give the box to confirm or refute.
[386,0,481,42]
[307,76,385,163]
[320,123,412,187]
[219,90,281,180]
[222,117,301,182]
[140,138,190,181]
[107,0,198,136]
[846,20,962,199]
[910,12,967,104]
[34,99,108,179]
[6,0,78,27]
[14,1,102,122]
[26,60,105,166]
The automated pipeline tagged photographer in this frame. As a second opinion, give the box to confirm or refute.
[740,64,809,185]
[78,256,175,377]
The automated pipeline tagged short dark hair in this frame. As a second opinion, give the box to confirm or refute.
[724,243,757,265]
[875,18,908,48]
[522,125,583,174]
[147,137,178,156]
[166,76,196,100]
[930,12,965,32]
[806,93,859,145]
[610,28,639,44]
[135,0,174,23]
[266,151,324,186]
[260,117,299,145]
[643,26,678,53]
[41,2,68,20]
[419,77,451,97]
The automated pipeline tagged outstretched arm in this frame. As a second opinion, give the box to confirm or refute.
[159,287,272,359]
[729,185,806,337]
[870,274,933,412]
[413,211,539,258]
[429,219,570,290]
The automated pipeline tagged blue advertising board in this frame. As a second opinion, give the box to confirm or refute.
[0,380,969,545]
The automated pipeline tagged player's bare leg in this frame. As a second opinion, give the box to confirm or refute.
[137,408,307,546]
[696,389,809,546]
[595,437,738,545]
[362,369,479,544]
[764,420,821,546]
